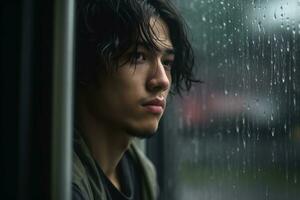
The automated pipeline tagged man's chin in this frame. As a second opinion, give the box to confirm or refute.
[125,126,158,139]
[129,131,157,139]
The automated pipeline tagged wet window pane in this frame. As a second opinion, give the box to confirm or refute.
[160,0,300,199]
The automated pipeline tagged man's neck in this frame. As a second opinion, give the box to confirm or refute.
[83,123,131,176]
[77,100,131,189]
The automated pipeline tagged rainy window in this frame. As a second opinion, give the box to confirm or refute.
[147,0,300,199]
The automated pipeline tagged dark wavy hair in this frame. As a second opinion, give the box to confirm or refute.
[76,0,198,94]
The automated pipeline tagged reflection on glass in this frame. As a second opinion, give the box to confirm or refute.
[161,0,300,199]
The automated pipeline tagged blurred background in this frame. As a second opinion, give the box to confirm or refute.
[1,0,300,200]
[148,0,300,200]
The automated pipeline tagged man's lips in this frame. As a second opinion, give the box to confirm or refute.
[142,98,165,114]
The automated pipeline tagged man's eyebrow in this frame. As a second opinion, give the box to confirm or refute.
[136,41,175,55]
[164,48,175,56]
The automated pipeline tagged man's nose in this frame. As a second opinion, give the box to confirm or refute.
[146,59,171,93]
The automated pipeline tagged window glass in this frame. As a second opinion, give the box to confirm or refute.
[161,0,300,199]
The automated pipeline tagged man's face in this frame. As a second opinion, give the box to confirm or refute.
[84,17,174,137]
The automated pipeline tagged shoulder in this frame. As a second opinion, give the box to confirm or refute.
[72,151,93,199]
[72,132,108,200]
[72,151,88,186]
[72,183,87,200]
[129,141,159,200]
[129,141,156,175]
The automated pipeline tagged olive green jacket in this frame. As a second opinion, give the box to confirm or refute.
[72,134,158,200]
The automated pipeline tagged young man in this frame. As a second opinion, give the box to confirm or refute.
[73,0,197,199]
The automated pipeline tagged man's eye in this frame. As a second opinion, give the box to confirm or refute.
[132,52,146,63]
[162,59,174,71]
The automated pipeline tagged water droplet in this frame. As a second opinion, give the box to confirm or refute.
[255,99,259,107]
[224,90,228,95]
[247,105,250,110]
[284,124,287,131]
[258,21,262,32]
[202,16,206,22]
